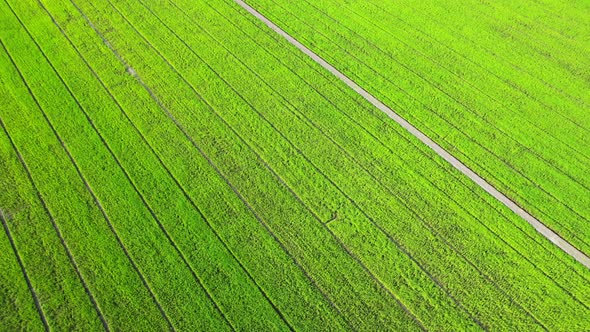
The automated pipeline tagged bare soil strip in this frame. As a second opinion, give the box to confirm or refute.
[234,0,590,269]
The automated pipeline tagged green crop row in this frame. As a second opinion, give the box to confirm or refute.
[0,112,55,331]
[219,0,590,282]
[485,0,590,43]
[415,0,590,84]
[1,1,235,329]
[306,0,590,158]
[0,84,108,329]
[369,0,590,108]
[2,0,589,330]
[339,0,590,158]
[223,0,590,292]
[106,0,480,329]
[0,40,170,331]
[131,0,583,326]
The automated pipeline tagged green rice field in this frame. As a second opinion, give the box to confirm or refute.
[1,0,589,330]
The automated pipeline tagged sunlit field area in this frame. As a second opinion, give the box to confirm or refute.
[1,0,589,330]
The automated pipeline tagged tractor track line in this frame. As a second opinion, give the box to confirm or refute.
[23,2,234,328]
[137,0,585,322]
[212,1,590,304]
[234,0,590,269]
[0,209,49,332]
[368,0,590,122]
[173,2,576,323]
[163,3,492,327]
[0,121,49,331]
[299,0,590,163]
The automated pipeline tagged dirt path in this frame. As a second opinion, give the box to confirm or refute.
[234,0,590,269]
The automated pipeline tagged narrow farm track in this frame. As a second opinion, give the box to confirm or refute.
[238,22,585,270]
[177,5,488,327]
[2,0,590,330]
[245,0,590,234]
[200,1,590,304]
[223,0,590,299]
[110,0,588,326]
[233,0,590,270]
[218,2,590,285]
[240,0,590,254]
[78,0,424,328]
[112,0,579,328]
[301,0,590,163]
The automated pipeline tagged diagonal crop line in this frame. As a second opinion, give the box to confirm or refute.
[160,2,483,326]
[234,0,590,270]
[313,0,590,153]
[251,5,590,250]
[128,4,424,326]
[109,0,420,327]
[220,0,590,294]
[366,1,590,125]
[0,22,175,331]
[0,102,110,331]
[0,200,49,332]
[194,2,585,312]
[19,1,231,327]
[65,1,331,330]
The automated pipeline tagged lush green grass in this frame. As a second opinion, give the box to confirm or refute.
[1,0,589,330]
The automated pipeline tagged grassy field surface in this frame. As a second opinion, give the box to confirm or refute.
[1,0,589,330]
